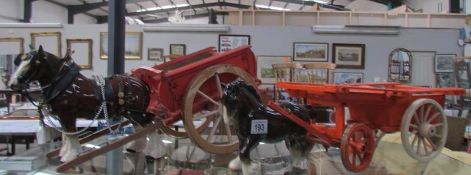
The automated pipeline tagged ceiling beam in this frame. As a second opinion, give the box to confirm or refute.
[142,11,227,23]
[127,2,250,16]
[68,0,150,14]
[96,2,250,23]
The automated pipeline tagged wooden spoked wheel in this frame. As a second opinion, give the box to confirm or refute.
[340,123,375,173]
[400,98,447,162]
[183,64,258,154]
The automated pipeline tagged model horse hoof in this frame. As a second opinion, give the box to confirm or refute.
[228,157,242,171]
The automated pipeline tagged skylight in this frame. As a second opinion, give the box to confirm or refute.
[255,4,291,11]
[136,4,190,12]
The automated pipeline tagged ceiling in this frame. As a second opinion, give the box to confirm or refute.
[43,0,394,23]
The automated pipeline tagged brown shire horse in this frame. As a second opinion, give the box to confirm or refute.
[9,46,158,162]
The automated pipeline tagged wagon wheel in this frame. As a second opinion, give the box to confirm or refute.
[183,64,258,154]
[400,98,447,162]
[340,123,375,173]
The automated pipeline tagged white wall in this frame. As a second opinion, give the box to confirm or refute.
[0,0,22,22]
[407,0,450,13]
[0,25,460,84]
[0,0,96,24]
[346,0,388,11]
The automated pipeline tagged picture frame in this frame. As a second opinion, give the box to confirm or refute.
[100,32,142,60]
[169,44,186,57]
[436,73,455,87]
[332,43,365,69]
[31,32,61,57]
[388,48,412,83]
[257,55,291,84]
[148,48,164,61]
[434,54,456,73]
[293,42,328,62]
[334,72,364,84]
[218,34,251,52]
[66,38,93,69]
[0,37,24,54]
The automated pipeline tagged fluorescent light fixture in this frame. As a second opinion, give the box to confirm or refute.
[255,4,291,11]
[0,23,63,28]
[312,25,400,35]
[136,4,190,12]
[144,24,230,33]
[304,0,328,4]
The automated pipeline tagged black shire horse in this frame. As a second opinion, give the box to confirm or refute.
[9,46,158,162]
[221,80,314,174]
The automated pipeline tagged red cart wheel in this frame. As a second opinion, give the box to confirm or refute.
[183,64,258,154]
[340,123,376,173]
[401,98,447,162]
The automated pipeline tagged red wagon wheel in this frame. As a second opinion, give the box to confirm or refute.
[401,98,447,162]
[340,123,375,173]
[183,64,258,154]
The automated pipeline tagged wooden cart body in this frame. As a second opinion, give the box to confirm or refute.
[270,81,464,172]
[132,46,257,125]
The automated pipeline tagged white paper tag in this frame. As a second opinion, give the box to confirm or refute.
[251,119,268,134]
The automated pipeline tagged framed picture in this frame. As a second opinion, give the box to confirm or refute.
[334,72,364,84]
[257,55,291,84]
[169,44,186,57]
[436,73,455,87]
[100,32,142,60]
[218,34,251,52]
[0,37,24,55]
[388,48,412,83]
[434,54,456,73]
[31,32,62,57]
[293,42,328,62]
[332,43,365,69]
[66,38,93,69]
[148,48,164,61]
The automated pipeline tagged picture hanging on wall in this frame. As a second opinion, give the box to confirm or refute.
[434,54,456,73]
[334,72,364,84]
[436,73,455,87]
[293,42,328,62]
[332,43,365,69]
[66,38,93,69]
[148,48,164,62]
[218,34,251,52]
[31,32,62,57]
[100,32,142,60]
[388,48,412,83]
[169,44,186,57]
[257,55,291,84]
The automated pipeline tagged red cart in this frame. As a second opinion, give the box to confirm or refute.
[268,82,464,172]
[132,46,259,154]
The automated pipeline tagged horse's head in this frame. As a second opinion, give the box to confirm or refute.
[221,80,261,125]
[8,45,63,90]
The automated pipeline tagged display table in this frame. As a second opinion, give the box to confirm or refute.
[0,118,103,156]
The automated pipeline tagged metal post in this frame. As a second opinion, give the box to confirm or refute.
[108,0,125,75]
[21,0,33,22]
[106,1,126,175]
[106,135,124,175]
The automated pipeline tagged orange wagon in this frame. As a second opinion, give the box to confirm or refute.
[268,82,464,172]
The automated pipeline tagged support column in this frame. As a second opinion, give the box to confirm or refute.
[21,0,33,22]
[106,1,125,175]
[107,0,125,75]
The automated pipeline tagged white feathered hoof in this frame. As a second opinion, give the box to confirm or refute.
[241,161,261,175]
[125,136,147,153]
[60,136,80,162]
[143,132,167,159]
[228,156,242,171]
